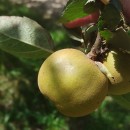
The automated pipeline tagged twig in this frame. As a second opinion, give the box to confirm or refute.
[86,32,102,60]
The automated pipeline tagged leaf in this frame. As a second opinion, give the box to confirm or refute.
[85,25,98,34]
[100,30,113,41]
[84,0,98,13]
[112,93,130,110]
[110,0,122,11]
[98,19,105,30]
[60,0,93,23]
[0,16,54,59]
[101,4,121,30]
[108,28,130,53]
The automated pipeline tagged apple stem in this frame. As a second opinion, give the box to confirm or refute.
[86,32,102,60]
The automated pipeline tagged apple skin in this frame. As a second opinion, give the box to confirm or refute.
[103,51,130,95]
[38,49,108,117]
[120,0,130,24]
[64,10,99,28]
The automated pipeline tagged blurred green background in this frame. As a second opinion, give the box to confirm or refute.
[0,0,130,130]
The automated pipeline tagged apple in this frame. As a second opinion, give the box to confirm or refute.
[64,11,99,28]
[38,49,108,117]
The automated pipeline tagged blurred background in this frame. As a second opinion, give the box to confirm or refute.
[0,0,130,130]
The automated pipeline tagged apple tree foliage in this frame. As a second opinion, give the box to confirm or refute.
[0,0,130,110]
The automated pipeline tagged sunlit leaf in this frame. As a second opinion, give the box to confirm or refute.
[60,0,93,23]
[100,30,113,41]
[0,16,54,59]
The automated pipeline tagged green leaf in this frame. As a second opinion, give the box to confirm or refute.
[112,93,130,110]
[101,4,121,30]
[110,0,122,11]
[60,0,94,23]
[108,28,130,53]
[98,19,105,31]
[0,16,54,59]
[84,0,98,13]
[100,30,113,41]
[85,25,98,34]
